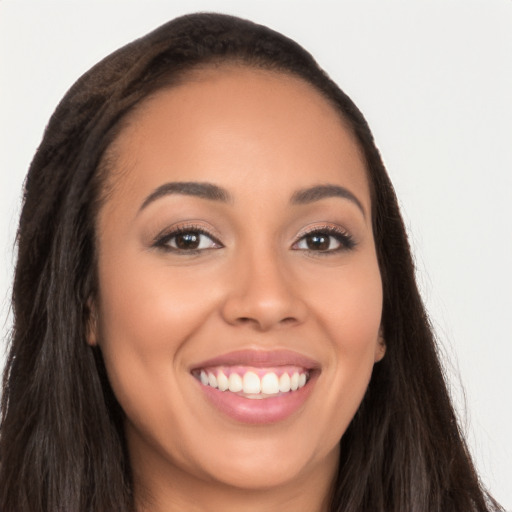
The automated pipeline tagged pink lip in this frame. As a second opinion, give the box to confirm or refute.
[191,349,320,371]
[190,349,320,424]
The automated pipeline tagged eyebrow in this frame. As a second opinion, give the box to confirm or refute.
[139,181,365,217]
[291,184,366,217]
[139,181,232,211]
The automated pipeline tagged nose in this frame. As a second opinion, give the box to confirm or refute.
[220,248,308,331]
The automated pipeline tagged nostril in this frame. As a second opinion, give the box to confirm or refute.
[221,282,308,330]
[234,317,265,328]
[233,315,298,330]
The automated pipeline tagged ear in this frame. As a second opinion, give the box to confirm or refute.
[86,298,99,346]
[374,328,386,362]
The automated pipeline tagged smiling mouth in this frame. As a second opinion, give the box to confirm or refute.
[190,349,319,423]
[192,366,310,399]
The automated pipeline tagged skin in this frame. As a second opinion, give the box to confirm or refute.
[90,66,385,512]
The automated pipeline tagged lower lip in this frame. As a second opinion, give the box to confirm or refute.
[194,373,317,424]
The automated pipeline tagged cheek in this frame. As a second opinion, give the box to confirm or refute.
[329,262,382,379]
[303,252,382,431]
[309,252,383,352]
[94,250,221,411]
[96,248,220,345]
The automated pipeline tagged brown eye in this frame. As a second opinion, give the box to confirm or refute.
[174,232,201,250]
[293,227,356,253]
[304,233,331,251]
[154,229,221,252]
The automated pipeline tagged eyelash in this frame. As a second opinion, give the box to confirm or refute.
[292,225,356,254]
[152,224,223,254]
[152,224,356,255]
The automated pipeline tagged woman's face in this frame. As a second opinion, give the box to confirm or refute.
[92,66,384,498]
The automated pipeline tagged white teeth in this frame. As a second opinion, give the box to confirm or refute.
[261,372,280,395]
[242,371,261,394]
[208,372,218,388]
[279,373,291,392]
[290,372,299,391]
[217,371,229,391]
[198,369,309,396]
[228,373,243,392]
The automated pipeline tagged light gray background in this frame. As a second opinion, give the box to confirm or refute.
[1,1,511,508]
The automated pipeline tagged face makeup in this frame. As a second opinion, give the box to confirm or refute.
[92,66,384,508]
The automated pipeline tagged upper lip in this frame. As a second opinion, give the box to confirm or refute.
[191,349,320,371]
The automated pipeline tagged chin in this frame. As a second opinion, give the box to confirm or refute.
[186,429,340,493]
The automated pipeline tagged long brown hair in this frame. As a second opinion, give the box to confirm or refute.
[0,12,503,512]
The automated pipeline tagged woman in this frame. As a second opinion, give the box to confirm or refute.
[0,12,504,512]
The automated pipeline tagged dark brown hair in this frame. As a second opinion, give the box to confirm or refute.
[0,12,503,512]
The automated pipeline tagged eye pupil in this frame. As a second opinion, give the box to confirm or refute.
[175,232,200,250]
[306,234,330,251]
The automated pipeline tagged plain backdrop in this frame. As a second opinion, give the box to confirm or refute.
[1,0,511,508]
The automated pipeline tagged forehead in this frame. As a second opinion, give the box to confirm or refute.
[100,65,370,217]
